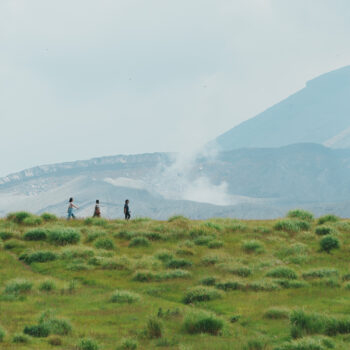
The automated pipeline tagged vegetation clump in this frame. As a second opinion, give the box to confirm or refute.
[315,226,338,236]
[5,278,33,294]
[21,250,58,264]
[77,338,99,350]
[183,286,223,304]
[318,215,339,225]
[287,209,314,222]
[48,228,80,245]
[319,236,340,253]
[266,267,298,280]
[242,240,264,254]
[23,228,48,241]
[7,211,32,224]
[129,236,150,247]
[94,237,115,250]
[183,310,224,335]
[110,290,140,304]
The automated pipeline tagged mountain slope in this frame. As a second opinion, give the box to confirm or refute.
[215,65,350,150]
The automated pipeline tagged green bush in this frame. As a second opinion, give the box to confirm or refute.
[23,216,43,226]
[7,211,32,224]
[274,220,302,233]
[23,324,50,338]
[203,221,223,231]
[85,231,105,242]
[41,213,57,222]
[244,339,267,350]
[228,266,252,277]
[118,338,138,350]
[290,310,350,338]
[110,290,140,304]
[315,226,338,236]
[166,258,192,269]
[246,281,279,292]
[287,209,314,222]
[145,317,162,339]
[39,280,56,292]
[183,310,224,335]
[155,250,174,262]
[24,228,48,241]
[132,270,156,282]
[242,240,264,254]
[274,338,327,350]
[302,269,338,279]
[12,333,30,343]
[216,280,244,291]
[264,308,290,319]
[319,236,340,253]
[0,326,5,342]
[275,280,307,289]
[39,310,72,336]
[48,228,80,245]
[266,267,298,280]
[194,235,214,246]
[22,251,58,264]
[318,215,339,225]
[129,236,150,247]
[77,338,99,350]
[228,223,248,232]
[4,239,25,250]
[5,278,33,294]
[61,247,94,260]
[0,231,13,240]
[208,240,224,249]
[156,270,191,281]
[94,237,115,250]
[168,215,189,223]
[200,276,217,286]
[183,286,223,304]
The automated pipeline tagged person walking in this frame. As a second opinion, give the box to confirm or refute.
[124,199,131,220]
[93,200,101,218]
[67,197,79,220]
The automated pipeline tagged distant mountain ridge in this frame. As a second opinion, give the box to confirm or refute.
[215,65,350,150]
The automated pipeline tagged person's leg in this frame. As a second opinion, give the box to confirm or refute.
[72,212,76,219]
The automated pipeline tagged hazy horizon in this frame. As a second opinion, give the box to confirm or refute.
[1,0,350,177]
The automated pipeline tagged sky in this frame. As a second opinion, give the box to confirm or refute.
[1,0,350,177]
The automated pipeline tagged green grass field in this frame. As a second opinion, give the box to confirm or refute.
[0,210,350,350]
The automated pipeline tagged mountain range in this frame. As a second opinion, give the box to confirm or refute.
[1,65,350,219]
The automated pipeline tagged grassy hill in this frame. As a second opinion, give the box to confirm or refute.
[0,211,350,350]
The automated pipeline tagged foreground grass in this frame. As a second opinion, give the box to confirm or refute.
[0,211,350,349]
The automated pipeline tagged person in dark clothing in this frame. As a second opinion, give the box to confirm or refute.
[124,199,131,220]
[93,200,101,218]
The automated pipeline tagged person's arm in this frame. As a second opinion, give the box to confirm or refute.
[73,204,79,209]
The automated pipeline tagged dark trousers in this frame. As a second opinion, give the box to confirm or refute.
[125,212,131,220]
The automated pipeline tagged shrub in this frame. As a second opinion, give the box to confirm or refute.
[39,310,72,336]
[48,228,80,245]
[320,236,340,253]
[200,276,217,286]
[287,209,314,222]
[183,310,224,335]
[274,220,301,233]
[77,338,99,350]
[94,237,115,250]
[5,278,33,294]
[0,326,5,342]
[335,221,350,232]
[145,317,162,339]
[246,281,279,292]
[155,250,174,262]
[290,310,350,338]
[201,255,220,266]
[39,280,56,292]
[166,258,192,269]
[216,280,244,291]
[208,240,224,249]
[85,231,105,242]
[203,221,223,231]
[24,228,48,241]
[12,333,30,343]
[264,308,290,319]
[343,274,350,281]
[4,239,24,250]
[242,240,264,254]
[23,324,50,338]
[118,338,138,350]
[266,267,298,280]
[61,247,94,259]
[226,266,252,277]
[22,251,57,264]
[156,270,191,281]
[230,315,241,323]
[47,335,62,346]
[132,270,156,282]
[302,269,338,279]
[194,235,214,246]
[168,215,189,223]
[315,226,338,236]
[0,231,13,240]
[129,237,150,247]
[183,286,223,304]
[41,213,57,221]
[142,232,162,241]
[7,211,32,224]
[110,290,140,304]
[318,215,339,225]
[23,216,43,225]
[229,223,248,232]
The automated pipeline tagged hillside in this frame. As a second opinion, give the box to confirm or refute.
[215,65,350,150]
[2,145,350,219]
[1,211,350,349]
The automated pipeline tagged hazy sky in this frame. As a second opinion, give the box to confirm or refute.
[1,0,350,176]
